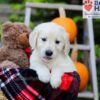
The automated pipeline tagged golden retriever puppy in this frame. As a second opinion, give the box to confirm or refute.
[29,22,76,88]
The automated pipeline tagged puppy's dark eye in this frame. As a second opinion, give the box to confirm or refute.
[42,38,46,42]
[55,40,60,44]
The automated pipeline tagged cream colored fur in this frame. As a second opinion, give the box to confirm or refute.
[29,22,76,88]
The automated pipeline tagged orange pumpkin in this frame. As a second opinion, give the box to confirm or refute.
[74,62,89,91]
[52,17,77,43]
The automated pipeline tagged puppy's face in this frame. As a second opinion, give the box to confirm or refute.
[37,31,65,61]
[29,22,70,62]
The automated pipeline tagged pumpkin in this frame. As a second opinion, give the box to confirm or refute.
[74,62,89,91]
[52,17,77,43]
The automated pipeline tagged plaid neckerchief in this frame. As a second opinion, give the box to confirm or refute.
[0,68,45,100]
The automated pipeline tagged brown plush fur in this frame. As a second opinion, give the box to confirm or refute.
[0,22,31,68]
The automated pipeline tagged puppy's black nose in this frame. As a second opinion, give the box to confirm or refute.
[45,50,53,56]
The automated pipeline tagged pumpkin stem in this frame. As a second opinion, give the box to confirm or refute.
[71,39,78,63]
[58,7,66,18]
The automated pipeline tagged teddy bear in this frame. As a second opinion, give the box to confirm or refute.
[0,22,31,68]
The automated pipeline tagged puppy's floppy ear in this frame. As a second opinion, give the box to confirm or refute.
[63,32,70,56]
[29,29,39,50]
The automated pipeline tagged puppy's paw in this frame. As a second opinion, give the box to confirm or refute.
[37,69,50,83]
[50,77,61,88]
[38,72,50,83]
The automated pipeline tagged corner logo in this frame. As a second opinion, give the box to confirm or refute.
[83,0,100,18]
[83,0,93,12]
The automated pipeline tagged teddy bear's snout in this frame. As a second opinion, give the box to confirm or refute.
[19,33,29,46]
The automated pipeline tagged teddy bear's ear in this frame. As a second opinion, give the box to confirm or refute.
[2,22,12,32]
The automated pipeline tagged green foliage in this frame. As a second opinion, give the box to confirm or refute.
[0,0,10,3]
[95,45,100,58]
[73,16,83,23]
[0,0,70,4]
[10,4,25,10]
[97,63,100,99]
[24,0,65,3]
[93,19,100,44]
[9,14,24,22]
[24,0,47,2]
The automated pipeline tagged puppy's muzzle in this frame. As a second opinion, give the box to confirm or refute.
[45,50,53,57]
